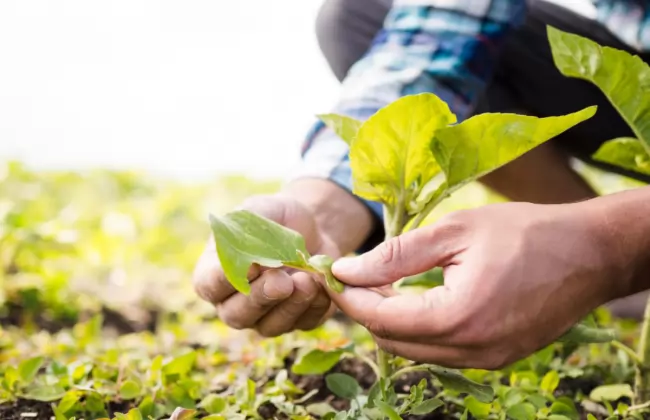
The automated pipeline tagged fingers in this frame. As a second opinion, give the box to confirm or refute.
[217,269,294,329]
[331,216,467,287]
[255,272,332,337]
[327,284,461,342]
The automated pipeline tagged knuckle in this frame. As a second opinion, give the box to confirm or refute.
[217,308,250,330]
[377,236,403,266]
[365,319,394,340]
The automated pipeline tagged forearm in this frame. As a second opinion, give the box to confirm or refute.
[586,186,650,299]
[280,177,375,255]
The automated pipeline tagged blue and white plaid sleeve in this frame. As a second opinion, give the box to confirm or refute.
[291,0,527,224]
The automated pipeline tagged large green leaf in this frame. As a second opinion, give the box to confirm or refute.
[317,114,362,146]
[593,137,650,175]
[348,93,456,208]
[548,25,650,153]
[431,107,596,193]
[209,210,311,295]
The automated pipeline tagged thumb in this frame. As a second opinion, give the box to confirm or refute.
[331,223,462,287]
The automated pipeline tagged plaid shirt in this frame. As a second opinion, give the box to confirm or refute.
[293,0,650,221]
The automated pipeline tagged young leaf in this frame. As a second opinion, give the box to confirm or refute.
[198,394,227,414]
[308,254,344,293]
[291,348,346,375]
[550,401,579,420]
[119,380,141,400]
[427,365,494,403]
[317,114,362,146]
[540,370,560,395]
[21,384,67,401]
[409,398,444,415]
[163,351,197,377]
[464,395,491,419]
[589,384,634,402]
[18,356,44,384]
[347,93,456,207]
[593,137,650,175]
[374,400,402,420]
[506,402,537,420]
[557,322,616,343]
[548,25,650,153]
[325,373,361,399]
[209,209,311,295]
[431,106,596,194]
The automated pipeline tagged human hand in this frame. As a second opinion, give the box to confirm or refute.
[327,201,628,369]
[192,193,340,337]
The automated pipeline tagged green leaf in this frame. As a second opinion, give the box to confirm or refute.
[18,356,44,384]
[317,114,362,146]
[540,371,560,395]
[464,395,491,419]
[21,384,67,401]
[306,402,337,417]
[163,351,197,377]
[169,407,198,420]
[547,416,573,420]
[506,402,537,420]
[558,322,616,343]
[119,380,141,400]
[325,373,361,400]
[431,106,596,194]
[503,388,526,408]
[308,254,344,293]
[589,384,634,402]
[199,394,227,414]
[409,398,444,415]
[550,401,579,420]
[428,365,494,403]
[291,348,345,375]
[209,210,311,295]
[3,366,19,391]
[57,391,80,414]
[548,25,650,154]
[374,400,402,420]
[348,92,455,208]
[593,137,650,175]
[125,408,143,420]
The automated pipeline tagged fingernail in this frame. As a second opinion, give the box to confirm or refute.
[331,256,358,275]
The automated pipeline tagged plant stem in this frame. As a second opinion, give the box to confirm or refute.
[634,293,650,404]
[389,364,430,381]
[408,187,447,231]
[611,340,643,366]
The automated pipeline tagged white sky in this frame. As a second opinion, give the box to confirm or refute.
[0,0,594,182]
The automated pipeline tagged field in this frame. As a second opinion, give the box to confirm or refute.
[1,159,648,420]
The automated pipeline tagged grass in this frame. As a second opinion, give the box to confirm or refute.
[1,159,649,419]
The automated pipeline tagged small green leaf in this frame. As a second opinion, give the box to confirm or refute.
[428,365,494,403]
[550,401,578,420]
[540,371,560,395]
[138,396,154,418]
[547,416,573,420]
[587,415,597,420]
[3,366,19,391]
[409,398,444,415]
[308,254,344,293]
[464,395,491,419]
[199,394,227,414]
[374,400,402,420]
[126,408,143,420]
[18,356,44,384]
[347,92,455,207]
[506,402,536,420]
[306,402,337,417]
[119,380,141,400]
[503,388,526,408]
[163,351,197,377]
[589,384,634,402]
[558,322,616,343]
[209,210,312,295]
[292,348,345,375]
[57,390,80,413]
[548,26,650,154]
[431,106,596,195]
[317,114,362,146]
[169,407,198,420]
[85,392,105,413]
[21,384,67,401]
[325,373,361,399]
[593,137,650,175]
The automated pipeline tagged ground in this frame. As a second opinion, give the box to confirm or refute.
[1,160,648,420]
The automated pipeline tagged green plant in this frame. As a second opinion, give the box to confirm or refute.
[209,85,619,415]
[547,25,650,408]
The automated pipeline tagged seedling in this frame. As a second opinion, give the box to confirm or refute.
[547,25,650,407]
[209,37,619,416]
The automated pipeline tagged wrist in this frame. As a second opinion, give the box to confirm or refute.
[279,177,376,255]
[580,186,650,300]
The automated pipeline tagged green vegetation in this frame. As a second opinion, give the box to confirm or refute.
[3,25,650,420]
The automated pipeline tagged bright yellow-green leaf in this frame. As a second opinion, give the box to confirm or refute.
[431,106,596,194]
[18,356,44,384]
[349,93,456,207]
[548,25,650,154]
[589,384,634,402]
[464,395,491,419]
[209,210,311,295]
[163,351,197,377]
[540,371,560,395]
[291,348,346,375]
[593,137,650,176]
[199,394,227,414]
[317,114,362,146]
[119,379,141,400]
